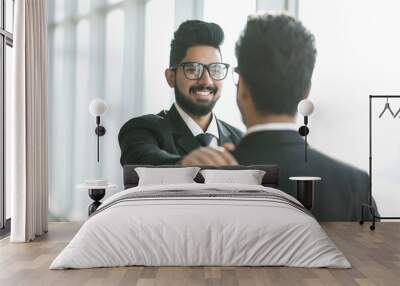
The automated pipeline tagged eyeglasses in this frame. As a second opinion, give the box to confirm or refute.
[232,67,240,86]
[171,62,230,81]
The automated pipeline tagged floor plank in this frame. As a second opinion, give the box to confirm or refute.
[0,222,399,286]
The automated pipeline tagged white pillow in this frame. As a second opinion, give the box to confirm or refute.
[135,167,200,186]
[200,169,266,185]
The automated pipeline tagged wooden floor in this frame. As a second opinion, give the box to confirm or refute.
[0,222,399,286]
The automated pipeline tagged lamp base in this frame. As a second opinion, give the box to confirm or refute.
[298,126,309,136]
[88,188,106,216]
[95,126,106,136]
[296,180,314,210]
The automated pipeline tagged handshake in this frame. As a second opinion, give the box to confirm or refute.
[179,143,237,166]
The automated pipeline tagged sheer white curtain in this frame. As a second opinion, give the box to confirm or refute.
[7,0,49,242]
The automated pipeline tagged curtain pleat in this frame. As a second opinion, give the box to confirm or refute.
[9,0,48,243]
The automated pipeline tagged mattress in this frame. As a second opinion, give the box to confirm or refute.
[50,183,350,269]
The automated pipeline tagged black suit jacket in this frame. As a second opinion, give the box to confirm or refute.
[119,105,243,165]
[233,130,375,221]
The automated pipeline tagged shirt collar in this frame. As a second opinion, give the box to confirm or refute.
[174,103,219,138]
[245,122,298,136]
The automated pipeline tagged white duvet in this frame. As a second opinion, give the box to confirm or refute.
[50,183,350,269]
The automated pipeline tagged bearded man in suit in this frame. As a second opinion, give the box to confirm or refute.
[119,20,242,166]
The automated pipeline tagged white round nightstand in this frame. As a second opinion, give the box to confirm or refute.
[289,177,321,181]
[289,176,322,210]
[76,182,117,216]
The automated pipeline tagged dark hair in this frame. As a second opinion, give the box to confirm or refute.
[235,13,317,116]
[170,20,224,67]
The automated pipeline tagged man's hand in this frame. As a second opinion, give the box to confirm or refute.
[180,145,238,166]
[222,143,235,152]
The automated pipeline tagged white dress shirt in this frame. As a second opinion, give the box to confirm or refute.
[174,103,219,147]
[245,122,298,136]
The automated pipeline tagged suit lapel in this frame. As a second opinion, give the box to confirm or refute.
[175,134,200,153]
[166,105,200,153]
[166,105,236,151]
[217,119,233,145]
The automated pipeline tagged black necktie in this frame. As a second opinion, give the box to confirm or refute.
[196,133,214,147]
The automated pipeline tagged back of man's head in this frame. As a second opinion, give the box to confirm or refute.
[235,12,317,116]
[170,20,224,67]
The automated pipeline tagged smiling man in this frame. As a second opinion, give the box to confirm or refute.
[119,20,242,166]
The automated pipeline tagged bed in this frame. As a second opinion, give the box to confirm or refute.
[50,165,350,269]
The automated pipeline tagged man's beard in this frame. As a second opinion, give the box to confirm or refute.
[174,84,219,116]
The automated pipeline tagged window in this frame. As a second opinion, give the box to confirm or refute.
[1,0,14,234]
[203,0,257,130]
[48,0,146,220]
